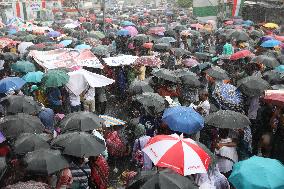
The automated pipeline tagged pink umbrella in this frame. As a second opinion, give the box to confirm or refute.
[275,35,284,42]
[123,26,138,37]
[182,58,199,67]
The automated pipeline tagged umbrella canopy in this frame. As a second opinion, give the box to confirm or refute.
[263,93,284,107]
[4,181,50,189]
[182,58,199,68]
[11,60,35,73]
[251,55,280,69]
[0,157,6,179]
[133,34,150,42]
[123,26,138,37]
[148,27,166,35]
[205,110,251,129]
[143,134,211,175]
[24,149,69,175]
[42,70,69,88]
[263,70,283,84]
[0,113,44,138]
[121,21,135,27]
[92,45,109,56]
[99,115,126,127]
[127,169,198,189]
[180,75,201,88]
[249,30,264,38]
[59,39,73,47]
[22,71,44,83]
[206,66,229,80]
[51,132,106,158]
[275,65,284,73]
[1,52,19,61]
[263,23,279,29]
[230,50,252,60]
[162,106,204,134]
[152,68,180,83]
[134,56,162,67]
[74,44,91,50]
[229,30,250,41]
[157,37,177,44]
[229,156,284,189]
[0,77,26,93]
[13,133,50,155]
[1,95,42,115]
[153,43,171,52]
[129,80,154,95]
[237,76,270,97]
[261,39,282,48]
[89,31,105,39]
[47,31,61,38]
[66,69,114,96]
[117,29,130,36]
[134,92,166,114]
[60,111,105,133]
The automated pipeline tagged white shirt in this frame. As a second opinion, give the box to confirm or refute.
[69,93,81,106]
[84,87,95,101]
[198,100,210,116]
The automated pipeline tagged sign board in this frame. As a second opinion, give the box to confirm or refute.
[30,2,41,12]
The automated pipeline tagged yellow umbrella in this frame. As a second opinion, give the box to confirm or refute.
[263,23,279,29]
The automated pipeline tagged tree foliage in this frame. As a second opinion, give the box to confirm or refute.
[177,0,192,8]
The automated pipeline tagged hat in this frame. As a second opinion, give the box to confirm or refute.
[30,85,39,92]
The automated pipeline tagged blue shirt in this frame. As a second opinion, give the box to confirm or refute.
[47,88,62,106]
[38,108,54,131]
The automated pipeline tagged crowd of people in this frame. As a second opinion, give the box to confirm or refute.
[0,5,284,189]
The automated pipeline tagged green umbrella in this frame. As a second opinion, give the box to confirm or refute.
[89,31,105,39]
[11,60,36,73]
[92,45,109,56]
[19,34,37,42]
[22,71,44,83]
[42,70,69,88]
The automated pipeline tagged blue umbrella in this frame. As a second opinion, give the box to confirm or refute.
[75,44,91,50]
[162,106,204,134]
[229,156,284,189]
[8,28,17,35]
[261,39,281,48]
[0,77,26,93]
[117,29,130,36]
[242,20,254,26]
[47,31,61,38]
[22,71,44,83]
[59,40,72,47]
[121,21,135,27]
[274,65,284,73]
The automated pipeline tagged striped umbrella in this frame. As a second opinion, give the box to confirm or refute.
[99,115,126,127]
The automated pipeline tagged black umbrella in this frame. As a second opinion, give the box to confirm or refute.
[194,52,212,60]
[277,55,284,64]
[251,55,280,69]
[24,149,69,175]
[128,80,154,95]
[127,169,198,189]
[1,52,19,61]
[180,75,201,88]
[249,30,264,38]
[172,48,191,58]
[0,113,44,138]
[206,66,229,80]
[174,25,187,32]
[229,30,250,41]
[60,111,104,133]
[0,157,7,180]
[205,110,251,129]
[263,70,284,84]
[152,68,180,83]
[164,29,176,38]
[134,92,166,114]
[153,43,171,52]
[51,132,106,158]
[237,76,270,97]
[13,133,49,155]
[1,95,42,115]
[132,34,150,43]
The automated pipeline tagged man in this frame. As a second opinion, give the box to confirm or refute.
[83,87,96,112]
[47,87,62,113]
[38,107,55,135]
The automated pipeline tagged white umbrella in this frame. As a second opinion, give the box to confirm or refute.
[66,69,115,96]
[18,42,34,55]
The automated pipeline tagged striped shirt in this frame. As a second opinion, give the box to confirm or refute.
[70,162,91,189]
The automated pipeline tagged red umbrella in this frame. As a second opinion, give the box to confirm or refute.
[105,18,112,23]
[134,56,162,67]
[182,58,199,67]
[142,134,211,176]
[230,50,252,60]
[264,93,284,107]
[143,42,153,49]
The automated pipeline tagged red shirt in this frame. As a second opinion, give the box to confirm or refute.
[90,156,109,189]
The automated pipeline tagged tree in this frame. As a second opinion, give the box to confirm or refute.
[177,0,192,8]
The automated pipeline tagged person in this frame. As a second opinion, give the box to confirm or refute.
[38,107,55,135]
[56,168,73,189]
[96,87,107,115]
[70,157,91,189]
[69,91,81,113]
[83,87,96,113]
[89,155,109,189]
[191,92,210,116]
[47,87,62,113]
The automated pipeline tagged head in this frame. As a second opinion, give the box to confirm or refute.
[199,92,209,101]
[219,128,229,139]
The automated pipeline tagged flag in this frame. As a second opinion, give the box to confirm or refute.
[232,0,245,17]
[13,2,28,20]
[193,0,219,22]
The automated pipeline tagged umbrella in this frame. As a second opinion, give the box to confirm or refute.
[51,132,106,158]
[66,69,114,96]
[156,37,177,44]
[263,93,284,107]
[153,43,171,52]
[134,56,162,67]
[142,134,211,175]
[18,42,34,54]
[24,149,69,175]
[0,157,6,179]
[230,50,252,60]
[121,21,135,27]
[152,68,180,83]
[22,71,44,83]
[164,29,176,37]
[271,84,284,90]
[0,77,26,93]
[205,110,251,129]
[1,52,19,61]
[174,25,187,31]
[13,133,50,155]
[1,95,42,115]
[194,52,212,60]
[229,30,250,41]
[123,26,138,37]
[11,60,35,73]
[47,31,61,38]
[129,80,154,95]
[117,29,130,36]
[134,92,166,114]
[237,76,270,97]
[89,31,105,39]
[213,83,244,112]
[263,70,283,84]
[229,156,284,189]
[59,39,73,47]
[206,66,229,80]
[4,181,50,189]
[19,34,37,42]
[182,58,199,68]
[127,169,198,189]
[133,34,150,42]
[172,48,190,57]
[251,55,280,69]
[275,65,284,73]
[60,111,105,133]
[263,23,279,29]
[162,106,204,134]
[0,113,44,138]
[74,44,91,50]
[92,45,109,56]
[261,39,282,48]
[249,30,264,38]
[42,70,69,88]
[180,75,201,88]
[99,115,126,127]
[148,27,166,35]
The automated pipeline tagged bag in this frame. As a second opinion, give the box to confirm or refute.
[106,131,127,157]
[133,139,144,167]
